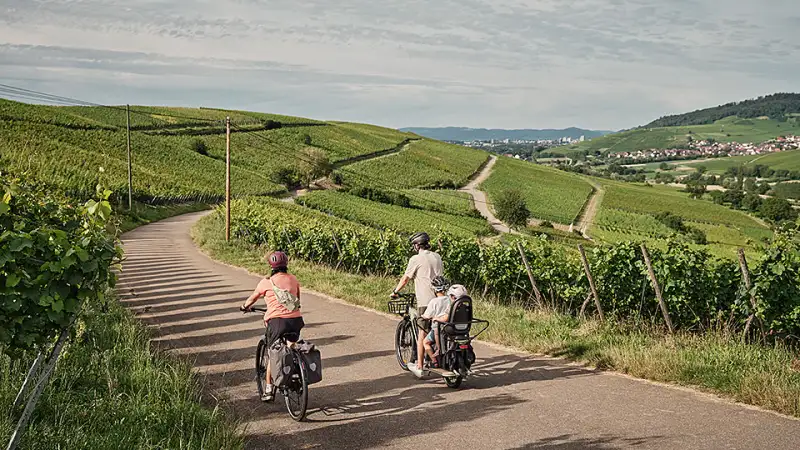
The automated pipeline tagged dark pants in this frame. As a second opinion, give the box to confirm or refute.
[266,317,305,346]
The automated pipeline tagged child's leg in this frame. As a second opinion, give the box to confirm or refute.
[423,339,436,362]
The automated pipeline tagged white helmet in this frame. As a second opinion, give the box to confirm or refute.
[447,284,468,299]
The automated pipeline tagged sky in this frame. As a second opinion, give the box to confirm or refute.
[0,0,798,131]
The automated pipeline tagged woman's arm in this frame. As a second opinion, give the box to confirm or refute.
[241,285,264,310]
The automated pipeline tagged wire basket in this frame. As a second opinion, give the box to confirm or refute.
[387,299,415,315]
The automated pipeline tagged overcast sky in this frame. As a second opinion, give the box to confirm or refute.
[1,0,798,130]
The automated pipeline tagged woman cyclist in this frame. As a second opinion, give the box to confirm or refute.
[241,251,304,402]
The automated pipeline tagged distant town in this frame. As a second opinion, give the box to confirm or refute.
[452,135,587,149]
[611,135,800,163]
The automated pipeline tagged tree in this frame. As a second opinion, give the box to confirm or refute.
[743,177,756,193]
[494,189,530,228]
[724,189,745,209]
[759,197,798,223]
[685,181,707,199]
[695,165,707,175]
[742,193,763,212]
[659,162,671,171]
[298,147,332,186]
[264,119,282,130]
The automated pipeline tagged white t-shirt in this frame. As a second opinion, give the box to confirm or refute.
[404,249,444,307]
[422,295,451,329]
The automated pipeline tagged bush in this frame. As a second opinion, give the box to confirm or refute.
[494,189,530,228]
[270,166,302,190]
[191,139,208,156]
[539,221,554,228]
[264,119,282,130]
[760,197,797,223]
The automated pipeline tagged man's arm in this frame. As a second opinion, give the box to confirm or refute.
[393,275,410,295]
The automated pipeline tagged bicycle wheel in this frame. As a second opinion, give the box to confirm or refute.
[395,319,415,371]
[255,338,269,399]
[284,349,309,421]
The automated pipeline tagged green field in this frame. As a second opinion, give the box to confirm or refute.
[0,99,411,202]
[338,139,489,189]
[681,149,800,174]
[298,190,494,237]
[402,189,478,217]
[480,157,594,224]
[561,116,799,156]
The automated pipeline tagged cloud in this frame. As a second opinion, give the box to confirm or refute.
[0,0,798,129]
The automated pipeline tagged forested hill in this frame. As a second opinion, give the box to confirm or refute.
[644,93,800,128]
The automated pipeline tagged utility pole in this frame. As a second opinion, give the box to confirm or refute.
[126,104,132,210]
[225,116,231,242]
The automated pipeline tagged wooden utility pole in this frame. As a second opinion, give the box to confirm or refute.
[126,104,132,210]
[225,116,231,242]
[517,241,543,307]
[640,244,674,334]
[737,248,765,342]
[578,245,604,322]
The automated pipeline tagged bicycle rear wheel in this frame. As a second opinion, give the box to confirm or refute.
[395,319,415,371]
[255,338,269,400]
[284,349,309,421]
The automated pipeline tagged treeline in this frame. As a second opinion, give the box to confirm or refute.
[644,93,800,127]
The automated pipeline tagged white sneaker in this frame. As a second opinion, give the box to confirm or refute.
[408,363,424,379]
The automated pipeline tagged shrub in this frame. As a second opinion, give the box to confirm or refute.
[264,119,282,130]
[191,139,208,156]
[494,189,530,228]
[760,197,797,223]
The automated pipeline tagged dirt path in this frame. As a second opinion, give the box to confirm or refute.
[458,156,518,234]
[575,179,604,238]
[117,213,800,450]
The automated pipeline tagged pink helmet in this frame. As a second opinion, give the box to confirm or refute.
[268,251,288,269]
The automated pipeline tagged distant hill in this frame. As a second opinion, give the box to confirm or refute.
[645,93,800,128]
[398,127,612,142]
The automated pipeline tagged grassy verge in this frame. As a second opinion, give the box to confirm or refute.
[1,204,241,449]
[194,211,800,418]
[0,294,242,449]
[118,202,210,233]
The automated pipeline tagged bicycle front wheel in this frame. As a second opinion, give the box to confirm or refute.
[395,319,415,371]
[284,349,309,421]
[255,338,269,399]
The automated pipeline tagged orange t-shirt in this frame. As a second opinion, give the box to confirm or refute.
[257,273,302,321]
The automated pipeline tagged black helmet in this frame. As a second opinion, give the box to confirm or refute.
[409,232,430,246]
[432,276,450,293]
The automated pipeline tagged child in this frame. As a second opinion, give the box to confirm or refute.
[422,284,468,369]
[408,276,449,377]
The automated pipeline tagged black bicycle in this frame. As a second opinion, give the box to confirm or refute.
[388,293,418,371]
[243,307,309,421]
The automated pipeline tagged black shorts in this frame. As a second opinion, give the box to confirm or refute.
[266,317,305,346]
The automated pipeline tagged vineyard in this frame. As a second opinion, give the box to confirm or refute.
[297,190,494,237]
[480,156,594,224]
[402,189,479,217]
[0,99,411,203]
[228,198,800,336]
[338,139,489,189]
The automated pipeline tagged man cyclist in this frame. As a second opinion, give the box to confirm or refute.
[241,251,304,402]
[390,231,443,377]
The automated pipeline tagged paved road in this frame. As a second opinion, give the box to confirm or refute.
[118,212,800,450]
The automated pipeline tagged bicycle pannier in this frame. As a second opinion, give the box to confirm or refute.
[269,342,295,387]
[296,340,323,385]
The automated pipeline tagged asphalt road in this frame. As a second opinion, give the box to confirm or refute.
[118,212,800,450]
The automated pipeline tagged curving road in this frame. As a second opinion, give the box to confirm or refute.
[117,212,800,450]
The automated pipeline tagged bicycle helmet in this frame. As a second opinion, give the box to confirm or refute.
[431,276,450,293]
[409,232,430,246]
[446,284,468,299]
[268,251,289,269]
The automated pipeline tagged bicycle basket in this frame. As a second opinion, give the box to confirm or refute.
[387,299,414,315]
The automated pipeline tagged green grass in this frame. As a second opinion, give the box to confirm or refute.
[402,189,478,217]
[0,99,411,202]
[193,212,800,419]
[298,190,494,237]
[562,116,800,156]
[481,157,594,224]
[599,180,767,229]
[339,139,489,189]
[0,294,242,449]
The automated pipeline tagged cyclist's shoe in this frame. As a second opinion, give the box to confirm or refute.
[408,363,424,379]
[261,384,276,402]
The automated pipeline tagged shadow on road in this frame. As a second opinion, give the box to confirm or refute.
[511,433,666,449]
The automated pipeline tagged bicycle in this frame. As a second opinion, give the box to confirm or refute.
[388,293,418,371]
[242,307,309,421]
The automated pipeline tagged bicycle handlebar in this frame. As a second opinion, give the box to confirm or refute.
[240,306,268,313]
